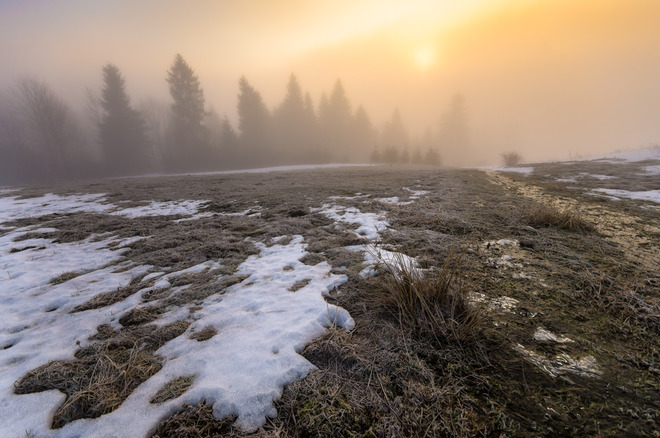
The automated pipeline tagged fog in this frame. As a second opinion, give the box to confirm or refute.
[1,0,659,183]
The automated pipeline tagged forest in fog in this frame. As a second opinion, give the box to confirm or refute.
[0,54,467,185]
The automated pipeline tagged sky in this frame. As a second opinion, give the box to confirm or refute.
[1,0,659,163]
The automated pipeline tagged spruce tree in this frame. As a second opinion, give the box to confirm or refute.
[165,54,209,170]
[99,64,149,175]
[237,76,271,164]
[273,74,309,162]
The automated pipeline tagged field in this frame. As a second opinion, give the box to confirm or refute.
[1,150,659,437]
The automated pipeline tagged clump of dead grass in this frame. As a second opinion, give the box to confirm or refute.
[289,278,311,292]
[151,401,237,437]
[14,321,189,429]
[579,270,659,333]
[150,376,195,404]
[523,202,594,232]
[371,247,484,344]
[189,326,218,342]
[50,271,81,285]
[72,274,150,312]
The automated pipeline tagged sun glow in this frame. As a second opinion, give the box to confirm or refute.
[413,46,435,71]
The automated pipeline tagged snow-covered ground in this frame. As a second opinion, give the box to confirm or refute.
[0,185,418,437]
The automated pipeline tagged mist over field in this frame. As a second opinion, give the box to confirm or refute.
[1,0,659,184]
[2,2,660,434]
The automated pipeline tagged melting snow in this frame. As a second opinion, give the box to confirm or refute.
[533,327,574,344]
[55,236,353,437]
[314,203,389,240]
[642,165,660,175]
[110,200,209,218]
[0,193,113,222]
[0,194,354,437]
[514,344,602,380]
[591,189,660,204]
[0,193,216,223]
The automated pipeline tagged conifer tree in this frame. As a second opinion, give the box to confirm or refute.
[165,54,209,170]
[237,76,271,163]
[273,74,307,160]
[319,79,353,161]
[99,64,149,175]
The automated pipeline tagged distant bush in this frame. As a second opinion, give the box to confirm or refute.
[501,151,522,167]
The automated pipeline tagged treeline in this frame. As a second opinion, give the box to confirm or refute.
[0,54,469,185]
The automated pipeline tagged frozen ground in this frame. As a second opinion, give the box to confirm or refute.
[1,149,658,436]
[0,184,410,437]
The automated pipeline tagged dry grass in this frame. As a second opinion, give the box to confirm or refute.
[151,402,238,437]
[72,274,150,312]
[189,326,218,342]
[49,271,81,285]
[579,270,660,333]
[9,165,660,436]
[288,279,311,292]
[14,321,190,429]
[370,247,484,345]
[523,201,594,232]
[150,376,195,404]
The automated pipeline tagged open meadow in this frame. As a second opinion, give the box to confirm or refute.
[1,149,659,437]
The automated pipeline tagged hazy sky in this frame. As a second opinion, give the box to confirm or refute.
[2,0,659,163]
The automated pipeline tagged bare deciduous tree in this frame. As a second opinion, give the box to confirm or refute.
[13,76,82,178]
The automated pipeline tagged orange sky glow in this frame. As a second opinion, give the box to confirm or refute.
[1,0,659,163]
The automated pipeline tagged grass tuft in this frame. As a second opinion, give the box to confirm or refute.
[189,326,217,342]
[523,202,594,232]
[371,247,484,344]
[150,375,195,404]
[150,401,237,437]
[49,271,81,285]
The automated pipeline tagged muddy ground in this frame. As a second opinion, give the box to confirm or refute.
[3,158,659,437]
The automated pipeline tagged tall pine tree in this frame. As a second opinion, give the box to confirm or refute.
[99,64,149,175]
[237,76,271,164]
[165,54,209,171]
[273,74,310,162]
[319,79,353,161]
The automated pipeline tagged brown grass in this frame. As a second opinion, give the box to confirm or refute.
[72,274,150,312]
[151,402,237,437]
[49,271,81,285]
[578,270,660,333]
[523,202,594,232]
[150,376,195,404]
[288,279,311,292]
[14,321,189,428]
[370,247,484,345]
[189,326,218,342]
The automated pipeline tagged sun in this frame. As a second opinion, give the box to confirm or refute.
[413,46,435,71]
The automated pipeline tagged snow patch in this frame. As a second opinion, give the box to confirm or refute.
[533,327,574,344]
[56,235,353,436]
[514,344,602,380]
[314,203,389,240]
[591,189,660,204]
